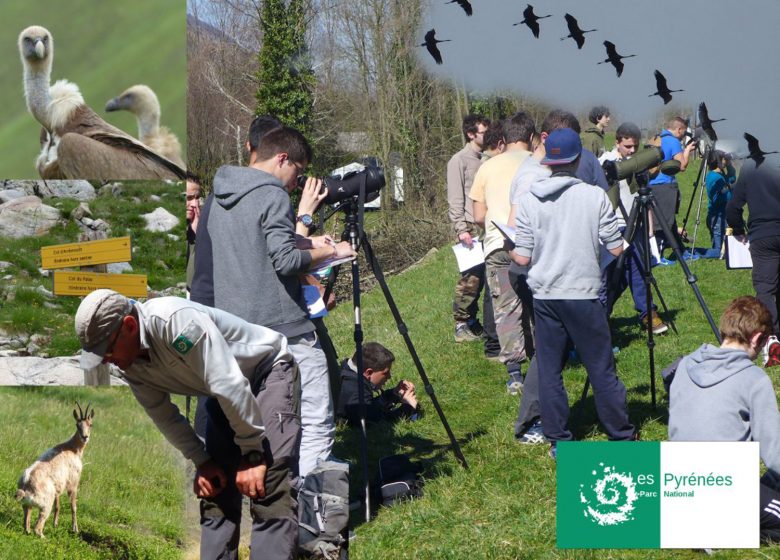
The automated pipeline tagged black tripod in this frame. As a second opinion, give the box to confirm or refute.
[680,141,714,249]
[578,177,721,413]
[323,191,468,523]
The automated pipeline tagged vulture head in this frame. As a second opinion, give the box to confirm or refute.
[18,25,52,69]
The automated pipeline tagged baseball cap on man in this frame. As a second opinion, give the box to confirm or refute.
[541,127,582,165]
[74,289,133,369]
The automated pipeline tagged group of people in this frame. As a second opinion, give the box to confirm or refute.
[71,104,780,553]
[446,106,780,538]
[77,116,419,559]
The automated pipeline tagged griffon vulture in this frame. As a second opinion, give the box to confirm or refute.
[105,85,185,169]
[18,26,185,181]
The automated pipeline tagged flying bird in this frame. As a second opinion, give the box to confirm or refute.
[648,70,684,105]
[420,29,451,65]
[597,41,636,77]
[106,85,185,168]
[18,26,185,180]
[446,0,472,16]
[513,4,552,39]
[561,13,596,49]
[744,132,779,167]
[697,102,725,143]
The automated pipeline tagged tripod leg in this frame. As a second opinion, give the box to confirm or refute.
[648,194,722,343]
[689,163,709,259]
[361,234,469,470]
[680,147,709,235]
[639,201,657,410]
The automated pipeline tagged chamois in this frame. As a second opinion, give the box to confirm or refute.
[16,402,94,537]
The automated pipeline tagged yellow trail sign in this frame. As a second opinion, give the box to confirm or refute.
[53,271,147,298]
[41,237,132,269]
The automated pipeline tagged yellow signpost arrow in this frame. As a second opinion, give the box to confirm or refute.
[41,237,132,269]
[53,271,148,298]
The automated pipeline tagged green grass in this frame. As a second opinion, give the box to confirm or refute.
[320,159,780,559]
[0,182,187,356]
[0,387,188,559]
[0,0,186,178]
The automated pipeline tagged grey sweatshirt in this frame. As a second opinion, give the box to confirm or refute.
[208,165,314,338]
[669,344,780,475]
[514,175,622,299]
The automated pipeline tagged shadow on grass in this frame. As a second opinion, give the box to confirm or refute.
[610,307,682,348]
[336,422,484,531]
[569,381,670,441]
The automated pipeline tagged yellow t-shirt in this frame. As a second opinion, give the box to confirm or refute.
[469,150,530,256]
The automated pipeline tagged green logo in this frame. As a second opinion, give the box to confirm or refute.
[557,441,660,548]
[172,334,194,355]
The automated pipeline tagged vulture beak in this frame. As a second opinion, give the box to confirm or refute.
[105,97,121,112]
[34,39,45,59]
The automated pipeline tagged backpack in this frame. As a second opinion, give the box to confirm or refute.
[375,454,424,507]
[298,460,350,559]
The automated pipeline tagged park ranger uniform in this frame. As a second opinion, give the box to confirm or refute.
[121,296,300,560]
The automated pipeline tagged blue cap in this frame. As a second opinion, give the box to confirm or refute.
[541,128,582,165]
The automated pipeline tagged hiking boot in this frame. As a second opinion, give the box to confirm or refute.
[506,372,524,395]
[467,319,484,337]
[764,335,780,368]
[548,443,557,460]
[642,311,669,335]
[454,322,480,343]
[516,420,547,444]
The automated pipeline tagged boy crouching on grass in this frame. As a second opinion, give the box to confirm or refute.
[512,127,636,458]
[667,295,780,542]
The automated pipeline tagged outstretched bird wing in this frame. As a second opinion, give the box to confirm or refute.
[654,70,669,91]
[604,41,618,59]
[449,0,473,16]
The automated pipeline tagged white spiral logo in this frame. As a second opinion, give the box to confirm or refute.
[579,463,638,526]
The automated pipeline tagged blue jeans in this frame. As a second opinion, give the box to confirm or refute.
[705,212,726,258]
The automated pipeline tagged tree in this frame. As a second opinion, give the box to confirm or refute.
[255,0,315,137]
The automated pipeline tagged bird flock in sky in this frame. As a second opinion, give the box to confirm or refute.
[421,2,777,165]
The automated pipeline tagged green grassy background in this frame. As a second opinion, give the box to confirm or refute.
[321,160,780,559]
[0,387,188,559]
[0,181,187,356]
[1,0,186,178]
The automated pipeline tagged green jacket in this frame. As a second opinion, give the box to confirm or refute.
[581,127,606,158]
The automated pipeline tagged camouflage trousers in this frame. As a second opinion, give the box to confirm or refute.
[453,263,485,323]
[485,250,531,367]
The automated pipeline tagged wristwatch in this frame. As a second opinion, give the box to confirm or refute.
[243,450,265,466]
[296,214,314,228]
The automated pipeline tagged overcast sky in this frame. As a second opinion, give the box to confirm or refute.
[419,0,780,156]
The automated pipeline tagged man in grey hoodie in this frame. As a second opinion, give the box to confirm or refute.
[207,126,355,478]
[513,128,635,454]
[668,295,780,541]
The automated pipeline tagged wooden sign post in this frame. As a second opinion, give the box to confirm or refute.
[41,237,148,385]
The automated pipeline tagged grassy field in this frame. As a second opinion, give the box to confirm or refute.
[0,0,186,178]
[0,181,187,356]
[320,160,780,559]
[0,386,189,560]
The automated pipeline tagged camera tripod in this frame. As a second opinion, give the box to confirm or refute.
[322,186,467,522]
[578,178,721,412]
[680,141,716,257]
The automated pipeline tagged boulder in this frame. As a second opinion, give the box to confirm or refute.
[0,355,127,385]
[0,189,26,203]
[0,197,61,238]
[142,207,179,232]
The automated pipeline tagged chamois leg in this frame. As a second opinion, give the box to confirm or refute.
[69,489,78,533]
[53,494,60,527]
[23,506,31,534]
[34,502,52,538]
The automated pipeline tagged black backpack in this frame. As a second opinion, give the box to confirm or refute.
[376,454,424,507]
